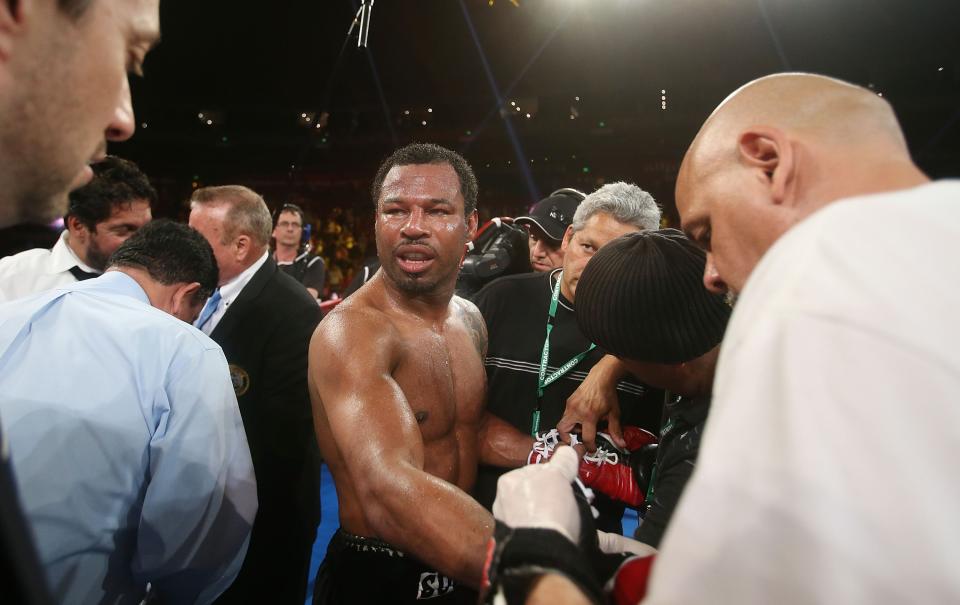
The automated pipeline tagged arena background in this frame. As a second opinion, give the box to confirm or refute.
[106,0,958,295]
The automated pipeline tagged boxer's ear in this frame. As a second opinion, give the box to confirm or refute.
[466,209,478,240]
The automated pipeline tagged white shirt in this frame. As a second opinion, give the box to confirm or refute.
[646,181,960,604]
[199,250,269,335]
[0,231,98,303]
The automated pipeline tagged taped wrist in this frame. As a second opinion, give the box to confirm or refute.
[481,520,604,604]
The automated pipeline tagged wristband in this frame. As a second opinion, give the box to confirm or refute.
[480,521,604,604]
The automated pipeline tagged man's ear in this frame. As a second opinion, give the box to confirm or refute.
[466,210,478,240]
[171,282,202,322]
[66,215,89,239]
[0,0,28,63]
[234,234,251,260]
[738,127,794,206]
[560,225,574,252]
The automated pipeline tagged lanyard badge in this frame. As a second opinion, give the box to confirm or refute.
[531,271,596,436]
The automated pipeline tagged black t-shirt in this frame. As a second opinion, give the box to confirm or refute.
[471,270,663,532]
[278,252,326,295]
[634,394,710,548]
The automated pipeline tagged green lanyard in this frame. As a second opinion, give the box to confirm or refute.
[531,271,596,436]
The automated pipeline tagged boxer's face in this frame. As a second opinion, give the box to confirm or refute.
[375,163,478,295]
[559,212,641,301]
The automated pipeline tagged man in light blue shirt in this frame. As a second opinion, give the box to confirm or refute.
[0,220,258,605]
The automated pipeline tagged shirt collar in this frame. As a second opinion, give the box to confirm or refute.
[78,271,151,305]
[47,231,99,275]
[219,250,269,307]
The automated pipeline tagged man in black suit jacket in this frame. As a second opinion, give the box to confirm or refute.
[190,185,322,604]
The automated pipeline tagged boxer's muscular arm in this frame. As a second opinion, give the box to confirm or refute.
[310,308,494,587]
[479,412,535,467]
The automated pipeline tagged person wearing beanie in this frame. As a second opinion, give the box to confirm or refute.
[470,182,665,534]
[514,188,585,273]
[574,229,731,548]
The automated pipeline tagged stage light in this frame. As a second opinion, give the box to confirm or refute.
[222,136,228,143]
[206,119,213,126]
[141,122,148,129]
[938,67,944,71]
[198,113,204,119]
[510,101,516,106]
[598,121,605,127]
[526,113,531,118]
[404,109,410,115]
[421,120,427,126]
[301,113,307,118]
[575,96,580,101]
[428,108,433,113]
[582,166,590,174]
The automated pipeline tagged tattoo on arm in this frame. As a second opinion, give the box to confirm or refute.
[458,300,488,358]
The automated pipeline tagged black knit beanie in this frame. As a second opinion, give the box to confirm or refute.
[575,229,731,364]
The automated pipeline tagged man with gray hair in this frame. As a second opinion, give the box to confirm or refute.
[189,186,322,604]
[471,182,665,533]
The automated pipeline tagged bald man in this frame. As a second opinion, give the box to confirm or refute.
[639,74,960,602]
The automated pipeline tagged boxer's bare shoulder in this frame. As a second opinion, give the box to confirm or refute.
[451,295,487,359]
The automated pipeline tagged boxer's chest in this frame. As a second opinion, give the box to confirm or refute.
[395,327,485,442]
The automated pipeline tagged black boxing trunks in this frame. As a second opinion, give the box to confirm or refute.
[313,530,476,604]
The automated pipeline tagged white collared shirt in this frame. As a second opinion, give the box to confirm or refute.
[0,231,99,303]
[199,250,269,335]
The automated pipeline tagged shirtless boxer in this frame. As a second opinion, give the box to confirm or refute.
[309,144,500,604]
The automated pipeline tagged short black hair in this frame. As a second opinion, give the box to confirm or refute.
[67,156,158,231]
[275,203,305,226]
[370,143,478,216]
[108,220,219,305]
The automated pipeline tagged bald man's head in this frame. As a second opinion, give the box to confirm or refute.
[676,73,927,295]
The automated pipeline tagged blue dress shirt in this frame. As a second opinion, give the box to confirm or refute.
[0,271,258,605]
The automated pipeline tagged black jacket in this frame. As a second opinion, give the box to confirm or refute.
[634,395,710,548]
[210,257,322,604]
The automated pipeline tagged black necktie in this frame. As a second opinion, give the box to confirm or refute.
[68,266,100,281]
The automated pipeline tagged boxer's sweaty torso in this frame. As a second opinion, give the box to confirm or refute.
[312,290,487,539]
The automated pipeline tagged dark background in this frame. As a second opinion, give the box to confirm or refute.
[116,0,960,227]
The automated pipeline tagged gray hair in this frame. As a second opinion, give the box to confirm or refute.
[190,185,273,248]
[571,182,661,233]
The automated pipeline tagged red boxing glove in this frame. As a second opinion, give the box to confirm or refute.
[622,426,658,452]
[611,555,656,605]
[578,448,645,508]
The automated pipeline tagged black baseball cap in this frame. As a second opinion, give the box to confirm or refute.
[515,188,586,243]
